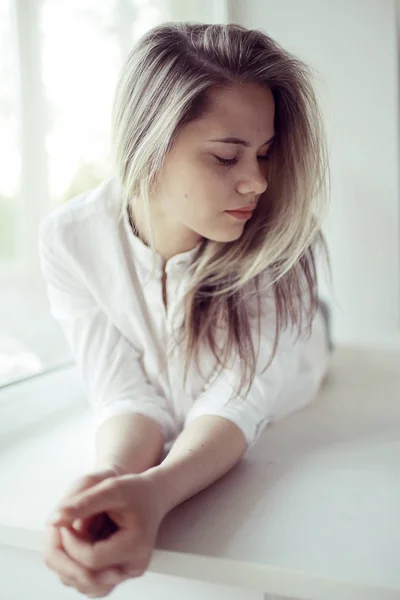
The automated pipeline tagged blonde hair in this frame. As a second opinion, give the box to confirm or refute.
[111,21,331,401]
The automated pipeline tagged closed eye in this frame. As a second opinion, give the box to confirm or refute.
[214,155,270,166]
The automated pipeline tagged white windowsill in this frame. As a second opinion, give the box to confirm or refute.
[0,363,86,442]
[1,343,400,599]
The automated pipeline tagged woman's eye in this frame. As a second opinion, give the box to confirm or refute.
[215,156,237,166]
[214,155,270,167]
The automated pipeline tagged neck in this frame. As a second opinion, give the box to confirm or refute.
[128,205,203,262]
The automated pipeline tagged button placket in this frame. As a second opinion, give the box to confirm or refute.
[164,263,194,417]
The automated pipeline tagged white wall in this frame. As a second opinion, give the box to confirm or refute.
[230,0,400,344]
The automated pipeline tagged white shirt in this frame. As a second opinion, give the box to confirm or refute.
[38,176,330,454]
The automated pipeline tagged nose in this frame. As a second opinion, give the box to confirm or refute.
[235,163,268,196]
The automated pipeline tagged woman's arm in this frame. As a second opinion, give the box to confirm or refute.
[144,415,247,516]
[38,217,177,457]
[93,413,165,475]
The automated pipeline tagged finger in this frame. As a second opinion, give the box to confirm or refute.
[59,473,100,505]
[61,526,130,585]
[72,518,86,534]
[62,574,118,598]
[45,525,123,593]
[60,525,93,561]
[53,468,118,515]
[48,475,101,525]
[60,525,133,571]
[52,479,124,525]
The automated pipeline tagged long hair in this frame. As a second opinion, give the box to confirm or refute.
[111,21,331,401]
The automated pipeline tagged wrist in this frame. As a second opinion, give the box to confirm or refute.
[140,465,173,519]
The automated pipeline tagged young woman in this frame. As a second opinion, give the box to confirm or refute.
[40,21,333,598]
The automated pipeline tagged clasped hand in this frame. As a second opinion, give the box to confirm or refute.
[44,469,164,598]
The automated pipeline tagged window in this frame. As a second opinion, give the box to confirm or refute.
[0,0,169,388]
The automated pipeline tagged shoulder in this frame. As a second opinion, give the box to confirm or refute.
[38,176,124,256]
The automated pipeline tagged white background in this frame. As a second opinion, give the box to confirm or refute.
[230,0,400,344]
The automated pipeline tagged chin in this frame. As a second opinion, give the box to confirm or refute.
[207,228,244,243]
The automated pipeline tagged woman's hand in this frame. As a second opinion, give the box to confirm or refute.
[48,471,165,597]
[44,468,131,597]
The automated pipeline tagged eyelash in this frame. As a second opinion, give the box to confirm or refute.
[215,155,270,166]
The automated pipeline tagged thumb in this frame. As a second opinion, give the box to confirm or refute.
[50,479,124,526]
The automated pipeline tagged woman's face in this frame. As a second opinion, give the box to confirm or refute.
[151,82,276,255]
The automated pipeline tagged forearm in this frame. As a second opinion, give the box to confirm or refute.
[93,413,165,475]
[144,415,247,517]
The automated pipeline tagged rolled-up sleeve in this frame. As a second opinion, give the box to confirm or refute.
[38,218,177,443]
[184,294,299,450]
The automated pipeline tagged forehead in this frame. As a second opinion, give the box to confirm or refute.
[197,83,275,138]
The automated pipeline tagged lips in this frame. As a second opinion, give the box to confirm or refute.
[224,209,254,220]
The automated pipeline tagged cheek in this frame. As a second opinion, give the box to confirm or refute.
[200,169,233,206]
[185,185,227,218]
[177,161,233,217]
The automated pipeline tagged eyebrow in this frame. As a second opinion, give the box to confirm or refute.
[208,134,275,147]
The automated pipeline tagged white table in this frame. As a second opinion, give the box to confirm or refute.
[0,344,399,600]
